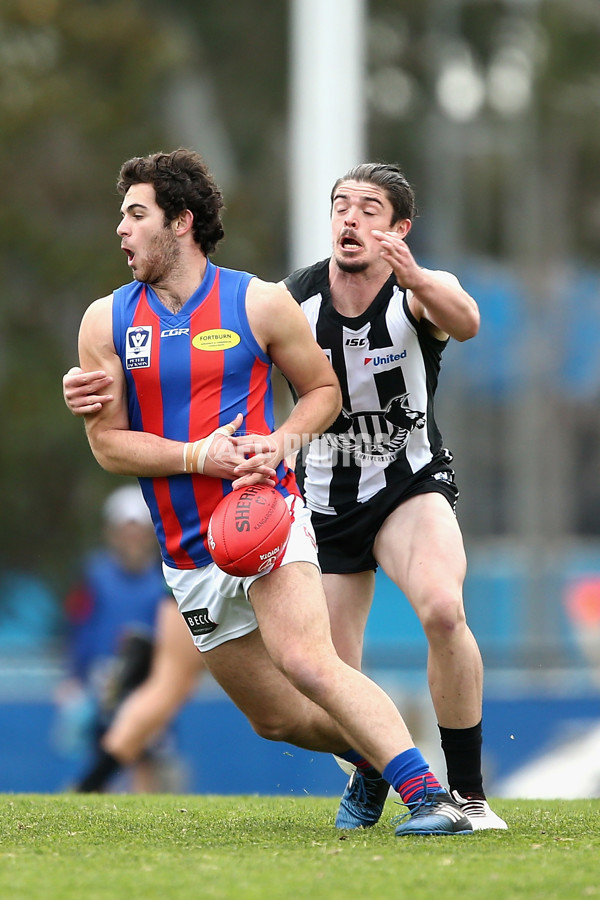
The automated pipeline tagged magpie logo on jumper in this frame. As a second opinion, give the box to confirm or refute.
[125,326,152,369]
[363,349,407,369]
[183,608,218,636]
[325,392,426,464]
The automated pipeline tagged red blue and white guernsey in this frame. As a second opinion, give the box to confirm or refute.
[112,260,300,570]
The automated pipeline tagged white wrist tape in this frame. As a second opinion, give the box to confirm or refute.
[182,439,205,474]
[182,422,237,474]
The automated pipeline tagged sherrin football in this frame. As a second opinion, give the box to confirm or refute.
[207,484,291,576]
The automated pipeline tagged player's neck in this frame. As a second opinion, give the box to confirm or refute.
[149,254,208,314]
[328,259,392,318]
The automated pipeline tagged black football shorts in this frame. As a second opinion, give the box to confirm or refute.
[310,453,459,574]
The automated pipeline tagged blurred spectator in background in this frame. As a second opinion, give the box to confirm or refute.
[54,483,187,792]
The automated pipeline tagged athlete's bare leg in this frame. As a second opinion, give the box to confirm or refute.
[244,561,415,773]
[374,492,483,729]
[322,570,375,669]
[103,600,203,764]
[203,622,350,754]
[204,563,415,770]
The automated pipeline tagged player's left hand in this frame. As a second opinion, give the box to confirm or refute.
[372,230,425,292]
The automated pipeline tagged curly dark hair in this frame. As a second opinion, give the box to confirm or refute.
[330,162,416,223]
[117,149,225,255]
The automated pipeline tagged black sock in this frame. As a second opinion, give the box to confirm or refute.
[76,748,122,793]
[438,721,484,797]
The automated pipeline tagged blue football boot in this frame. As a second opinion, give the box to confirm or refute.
[335,769,390,829]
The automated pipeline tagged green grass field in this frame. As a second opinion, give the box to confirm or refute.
[1,795,598,900]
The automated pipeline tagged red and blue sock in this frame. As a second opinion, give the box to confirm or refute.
[382,747,443,805]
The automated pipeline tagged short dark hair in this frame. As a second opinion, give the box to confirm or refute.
[117,149,225,255]
[331,163,416,223]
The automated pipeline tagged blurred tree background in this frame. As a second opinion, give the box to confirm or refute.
[2,0,600,603]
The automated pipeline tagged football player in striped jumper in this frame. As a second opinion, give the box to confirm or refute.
[281,163,506,831]
[69,148,476,837]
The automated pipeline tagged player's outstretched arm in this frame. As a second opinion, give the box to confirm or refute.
[372,229,480,342]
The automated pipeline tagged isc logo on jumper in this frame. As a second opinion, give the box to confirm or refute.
[192,329,241,351]
[125,326,152,369]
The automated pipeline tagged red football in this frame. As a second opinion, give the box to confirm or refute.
[207,485,291,576]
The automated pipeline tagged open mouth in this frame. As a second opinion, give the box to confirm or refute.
[340,235,362,251]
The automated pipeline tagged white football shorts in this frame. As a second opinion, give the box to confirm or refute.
[163,494,319,652]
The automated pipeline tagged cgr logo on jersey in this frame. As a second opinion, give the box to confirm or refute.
[161,327,190,338]
[326,392,426,464]
[192,329,241,351]
[125,326,152,369]
[363,349,407,369]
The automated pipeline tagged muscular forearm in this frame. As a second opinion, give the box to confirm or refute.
[85,425,185,477]
[85,414,276,482]
[273,383,341,458]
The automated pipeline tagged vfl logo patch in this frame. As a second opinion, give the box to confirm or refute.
[183,608,218,636]
[192,329,240,351]
[125,326,152,369]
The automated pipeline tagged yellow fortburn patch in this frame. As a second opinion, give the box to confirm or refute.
[192,329,241,351]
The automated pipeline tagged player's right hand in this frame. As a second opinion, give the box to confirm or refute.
[63,366,114,416]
